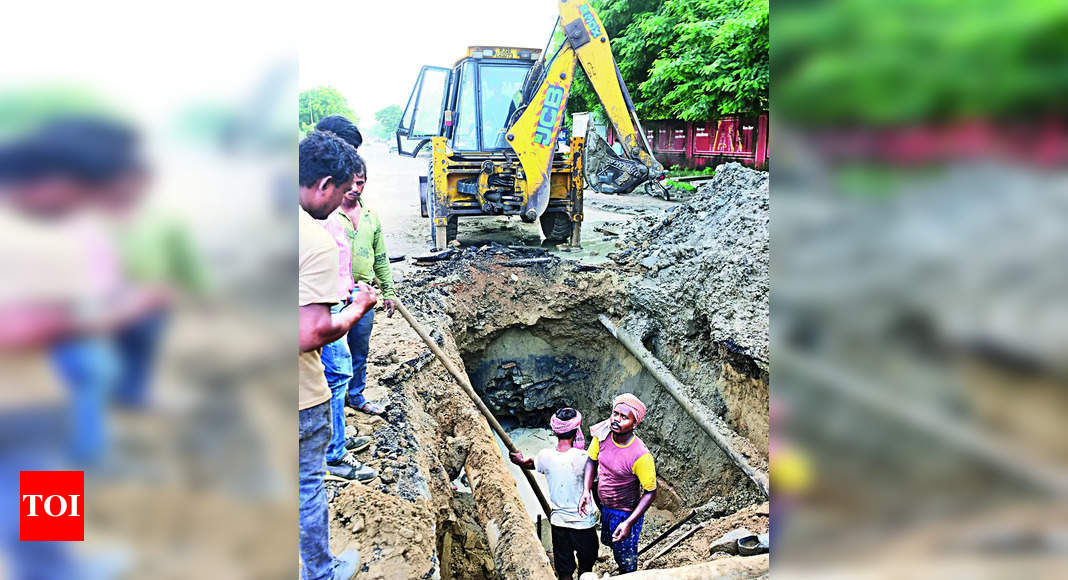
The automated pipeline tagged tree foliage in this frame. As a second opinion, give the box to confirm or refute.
[774,0,1068,126]
[567,0,768,123]
[372,105,403,141]
[0,86,114,137]
[299,86,357,135]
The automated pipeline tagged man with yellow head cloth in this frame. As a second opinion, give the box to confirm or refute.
[579,393,656,573]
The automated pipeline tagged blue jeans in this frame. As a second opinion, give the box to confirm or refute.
[0,409,76,580]
[113,309,168,408]
[50,337,120,464]
[321,303,354,464]
[299,401,334,580]
[345,289,374,408]
[601,506,645,573]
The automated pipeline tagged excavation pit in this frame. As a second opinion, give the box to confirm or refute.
[459,317,757,513]
[326,254,767,578]
[323,164,770,578]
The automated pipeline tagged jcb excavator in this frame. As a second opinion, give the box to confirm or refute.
[396,0,666,250]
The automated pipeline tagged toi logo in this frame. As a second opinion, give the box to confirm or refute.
[20,471,84,541]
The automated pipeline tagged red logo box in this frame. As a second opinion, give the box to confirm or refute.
[20,471,84,541]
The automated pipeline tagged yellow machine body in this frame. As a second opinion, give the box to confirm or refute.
[396,0,661,250]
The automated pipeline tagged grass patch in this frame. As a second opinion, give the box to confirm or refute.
[668,165,717,178]
[664,179,697,191]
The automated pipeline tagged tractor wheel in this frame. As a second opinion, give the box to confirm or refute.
[539,212,572,243]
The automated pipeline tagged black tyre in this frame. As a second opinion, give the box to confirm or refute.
[418,176,429,218]
[539,212,572,242]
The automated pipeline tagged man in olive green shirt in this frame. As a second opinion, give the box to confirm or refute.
[316,114,398,417]
[335,162,397,416]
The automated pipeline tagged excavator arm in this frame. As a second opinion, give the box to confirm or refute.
[506,0,665,219]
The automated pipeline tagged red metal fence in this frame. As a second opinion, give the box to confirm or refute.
[811,118,1068,167]
[605,113,768,171]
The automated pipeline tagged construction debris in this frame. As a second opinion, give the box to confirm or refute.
[736,532,769,556]
[637,510,697,557]
[708,527,755,555]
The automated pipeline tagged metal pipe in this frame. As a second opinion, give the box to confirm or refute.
[395,300,554,517]
[598,314,770,498]
[643,520,709,568]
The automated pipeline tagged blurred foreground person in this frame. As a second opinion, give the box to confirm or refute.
[1,119,168,464]
[298,131,376,580]
[0,119,153,580]
[0,128,86,580]
[42,119,172,463]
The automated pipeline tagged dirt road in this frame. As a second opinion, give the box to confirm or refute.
[356,140,677,280]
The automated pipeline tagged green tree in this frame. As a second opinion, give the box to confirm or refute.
[567,0,768,123]
[372,105,403,141]
[773,0,1068,126]
[299,86,357,135]
[0,85,114,137]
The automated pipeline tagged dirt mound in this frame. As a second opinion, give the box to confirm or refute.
[329,483,438,579]
[615,162,770,365]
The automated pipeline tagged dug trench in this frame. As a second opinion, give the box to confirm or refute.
[327,165,770,579]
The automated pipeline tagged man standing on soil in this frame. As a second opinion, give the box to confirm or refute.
[510,408,599,579]
[299,130,377,580]
[316,148,376,482]
[315,115,398,418]
[579,394,657,573]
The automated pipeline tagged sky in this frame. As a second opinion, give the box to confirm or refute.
[0,0,556,133]
[299,0,560,130]
[0,0,294,125]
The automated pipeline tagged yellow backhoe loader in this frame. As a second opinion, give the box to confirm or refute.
[396,0,666,250]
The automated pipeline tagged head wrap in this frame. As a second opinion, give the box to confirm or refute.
[589,393,648,441]
[612,393,647,424]
[550,408,585,450]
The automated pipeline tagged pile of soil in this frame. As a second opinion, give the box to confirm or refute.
[606,163,770,459]
[615,162,770,365]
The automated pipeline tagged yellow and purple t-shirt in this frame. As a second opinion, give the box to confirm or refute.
[588,434,656,511]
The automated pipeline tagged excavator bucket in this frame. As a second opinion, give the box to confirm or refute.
[583,125,650,194]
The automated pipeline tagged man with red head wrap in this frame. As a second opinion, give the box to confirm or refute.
[510,407,598,579]
[580,393,656,573]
